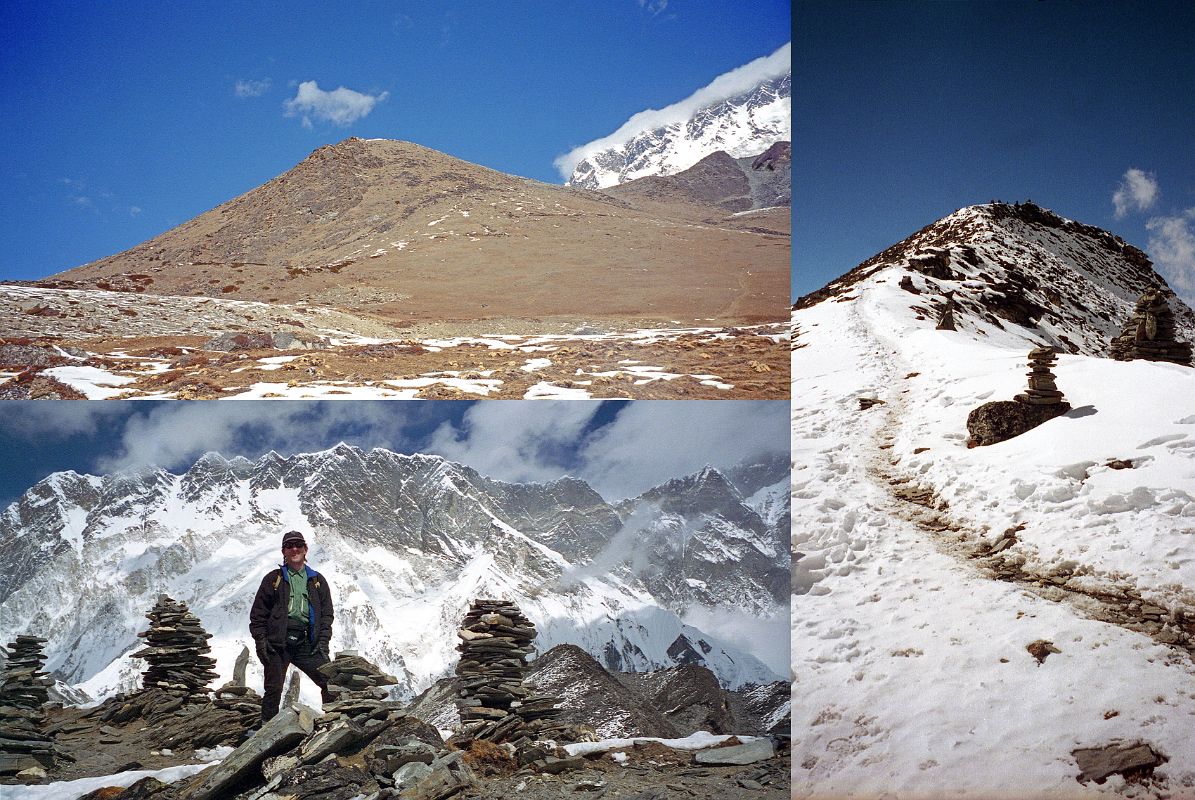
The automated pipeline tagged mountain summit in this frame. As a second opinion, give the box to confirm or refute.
[567,73,791,190]
[47,137,789,326]
[796,201,1195,355]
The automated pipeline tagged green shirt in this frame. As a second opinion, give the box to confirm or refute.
[286,567,310,627]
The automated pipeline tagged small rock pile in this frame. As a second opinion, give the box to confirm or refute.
[1013,347,1068,406]
[1109,288,1193,366]
[966,347,1072,447]
[935,292,957,331]
[211,646,262,729]
[453,600,566,745]
[318,652,404,724]
[0,635,59,775]
[131,596,219,696]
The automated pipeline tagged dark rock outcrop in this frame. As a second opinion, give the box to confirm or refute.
[966,400,1070,448]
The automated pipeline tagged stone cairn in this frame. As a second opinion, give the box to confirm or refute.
[935,292,957,331]
[1109,288,1193,366]
[453,599,566,745]
[1014,347,1068,407]
[211,646,262,730]
[0,635,58,775]
[318,652,403,724]
[132,596,220,696]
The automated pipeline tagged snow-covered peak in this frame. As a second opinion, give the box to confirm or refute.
[797,201,1195,356]
[567,73,791,189]
[0,446,788,703]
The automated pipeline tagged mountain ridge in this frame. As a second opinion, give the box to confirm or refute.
[795,201,1195,357]
[0,446,787,707]
[567,73,791,190]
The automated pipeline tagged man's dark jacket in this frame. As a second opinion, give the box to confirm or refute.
[249,564,334,653]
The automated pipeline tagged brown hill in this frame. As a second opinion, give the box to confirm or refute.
[50,137,789,327]
[605,142,791,216]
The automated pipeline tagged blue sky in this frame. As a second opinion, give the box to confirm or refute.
[795,1,1195,302]
[0,1,790,282]
[0,400,789,508]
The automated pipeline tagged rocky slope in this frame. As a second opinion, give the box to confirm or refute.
[794,201,1195,356]
[41,138,789,327]
[567,73,791,190]
[605,141,791,215]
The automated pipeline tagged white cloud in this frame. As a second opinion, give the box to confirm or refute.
[425,401,787,501]
[638,0,669,16]
[1146,207,1195,304]
[574,401,788,500]
[234,78,271,98]
[0,405,129,440]
[129,206,141,217]
[426,402,601,485]
[87,402,426,474]
[553,42,791,180]
[1112,168,1159,218]
[682,605,789,676]
[283,80,388,127]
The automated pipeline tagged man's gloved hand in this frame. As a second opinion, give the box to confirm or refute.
[254,638,272,664]
[315,639,330,660]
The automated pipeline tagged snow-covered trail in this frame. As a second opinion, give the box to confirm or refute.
[792,284,1195,798]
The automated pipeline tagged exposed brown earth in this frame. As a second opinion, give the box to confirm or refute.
[45,138,789,327]
[0,287,787,399]
[3,138,791,398]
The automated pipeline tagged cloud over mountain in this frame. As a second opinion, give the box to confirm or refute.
[284,80,389,127]
[554,42,790,180]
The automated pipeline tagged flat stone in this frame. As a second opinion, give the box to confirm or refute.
[179,704,316,800]
[1074,742,1163,784]
[694,738,776,766]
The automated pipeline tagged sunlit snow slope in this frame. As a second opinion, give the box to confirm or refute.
[792,203,1195,798]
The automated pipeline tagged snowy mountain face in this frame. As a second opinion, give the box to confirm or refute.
[792,204,1195,796]
[0,447,786,709]
[796,201,1195,356]
[567,73,791,190]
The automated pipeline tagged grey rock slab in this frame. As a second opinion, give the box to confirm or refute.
[1073,741,1163,784]
[393,759,433,790]
[693,738,776,765]
[299,718,364,765]
[180,704,316,800]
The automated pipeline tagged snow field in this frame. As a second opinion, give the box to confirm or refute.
[792,274,1195,798]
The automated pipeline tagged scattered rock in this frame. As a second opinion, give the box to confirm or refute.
[1026,640,1061,665]
[1073,741,1166,784]
[179,704,317,800]
[203,331,327,352]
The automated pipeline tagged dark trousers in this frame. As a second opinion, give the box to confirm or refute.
[261,632,333,722]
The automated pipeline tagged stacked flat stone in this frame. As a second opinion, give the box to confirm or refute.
[131,596,219,696]
[935,292,957,331]
[0,635,57,774]
[1109,288,1193,366]
[317,652,404,724]
[212,647,262,728]
[1014,347,1067,406]
[454,599,548,744]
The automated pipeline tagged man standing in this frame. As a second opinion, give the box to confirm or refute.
[249,530,335,722]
